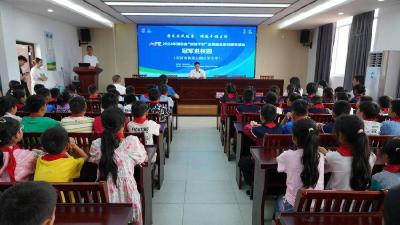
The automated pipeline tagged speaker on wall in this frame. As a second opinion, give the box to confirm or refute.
[300,30,312,48]
[79,28,91,45]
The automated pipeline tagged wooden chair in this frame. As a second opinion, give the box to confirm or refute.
[21,132,42,149]
[0,182,108,204]
[87,100,101,113]
[294,189,386,213]
[368,135,395,153]
[377,115,390,123]
[309,114,334,123]
[262,134,294,155]
[68,133,96,153]
[323,103,334,110]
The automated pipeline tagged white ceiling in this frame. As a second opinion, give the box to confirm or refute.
[5,0,400,29]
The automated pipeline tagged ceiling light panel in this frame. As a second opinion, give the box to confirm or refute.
[105,2,290,8]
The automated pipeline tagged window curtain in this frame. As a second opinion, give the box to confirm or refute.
[343,11,374,90]
[314,23,334,83]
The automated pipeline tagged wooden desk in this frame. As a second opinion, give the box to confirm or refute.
[250,147,385,225]
[234,122,244,188]
[125,78,284,105]
[279,212,383,225]
[54,203,131,225]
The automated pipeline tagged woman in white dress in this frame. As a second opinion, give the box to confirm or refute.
[30,58,48,93]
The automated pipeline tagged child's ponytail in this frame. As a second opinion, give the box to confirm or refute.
[335,115,371,190]
[292,119,320,188]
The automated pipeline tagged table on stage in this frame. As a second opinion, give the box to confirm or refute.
[54,203,132,225]
[279,212,383,225]
[125,77,284,104]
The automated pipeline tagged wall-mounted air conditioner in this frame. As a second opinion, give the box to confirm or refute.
[365,51,400,100]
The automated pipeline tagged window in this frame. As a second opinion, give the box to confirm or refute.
[329,17,352,88]
[329,9,379,88]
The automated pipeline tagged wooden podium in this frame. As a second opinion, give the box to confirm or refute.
[73,67,102,93]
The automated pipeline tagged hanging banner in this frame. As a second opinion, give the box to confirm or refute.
[44,31,56,71]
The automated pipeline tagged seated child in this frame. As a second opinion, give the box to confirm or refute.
[0,181,57,225]
[321,100,351,133]
[334,86,345,95]
[159,84,174,109]
[112,74,126,95]
[350,84,366,103]
[378,95,392,115]
[126,85,139,101]
[356,101,381,135]
[244,104,283,140]
[123,94,137,114]
[275,119,324,213]
[139,85,156,102]
[308,96,330,114]
[289,76,303,95]
[335,92,350,102]
[0,96,22,122]
[89,107,147,224]
[108,89,124,106]
[5,80,20,96]
[33,84,45,94]
[61,96,94,133]
[0,117,39,182]
[34,126,87,182]
[128,102,160,145]
[380,99,400,135]
[50,88,60,102]
[159,74,180,99]
[319,115,376,190]
[93,93,119,133]
[281,99,309,134]
[236,89,259,113]
[220,82,239,103]
[370,138,400,190]
[10,88,27,111]
[65,84,78,97]
[36,88,56,113]
[265,91,283,114]
[56,91,71,113]
[283,93,302,114]
[88,84,100,99]
[322,87,334,103]
[304,82,318,102]
[21,95,59,132]
[148,88,170,123]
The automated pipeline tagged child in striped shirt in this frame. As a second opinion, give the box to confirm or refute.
[61,96,94,133]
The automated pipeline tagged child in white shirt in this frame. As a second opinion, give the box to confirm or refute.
[127,102,160,145]
[275,119,324,213]
[319,115,376,190]
[159,84,174,110]
[356,101,381,135]
[112,75,126,95]
[123,94,137,114]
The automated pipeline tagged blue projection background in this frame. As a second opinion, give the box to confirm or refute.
[137,25,257,78]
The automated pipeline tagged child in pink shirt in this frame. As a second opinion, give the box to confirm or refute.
[275,118,324,214]
[0,117,40,182]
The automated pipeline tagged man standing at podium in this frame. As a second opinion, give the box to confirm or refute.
[189,62,206,79]
[83,45,98,68]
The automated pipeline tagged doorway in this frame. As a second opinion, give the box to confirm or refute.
[16,41,35,94]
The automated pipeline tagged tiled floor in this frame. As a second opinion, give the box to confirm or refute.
[153,117,275,225]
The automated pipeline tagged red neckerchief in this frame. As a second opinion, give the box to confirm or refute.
[133,116,147,124]
[115,131,125,141]
[89,95,98,99]
[150,100,160,104]
[382,108,389,113]
[384,165,400,173]
[29,113,42,117]
[143,93,149,97]
[263,122,277,129]
[42,153,68,161]
[0,145,18,182]
[51,97,57,102]
[227,93,235,99]
[16,104,25,110]
[307,94,316,99]
[392,117,400,122]
[337,145,353,157]
[313,104,324,109]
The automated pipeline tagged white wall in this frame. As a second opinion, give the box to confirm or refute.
[0,2,81,93]
[374,2,400,51]
[306,28,318,84]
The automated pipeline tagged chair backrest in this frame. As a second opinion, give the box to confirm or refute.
[147,113,161,123]
[68,133,95,153]
[309,114,334,123]
[262,134,294,155]
[323,103,334,110]
[86,100,101,113]
[21,132,42,149]
[0,182,108,204]
[368,135,395,153]
[240,113,261,124]
[377,115,390,123]
[294,189,386,213]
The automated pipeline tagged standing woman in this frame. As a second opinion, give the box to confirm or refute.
[18,55,31,96]
[30,58,48,93]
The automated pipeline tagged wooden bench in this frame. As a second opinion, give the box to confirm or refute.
[279,212,383,225]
